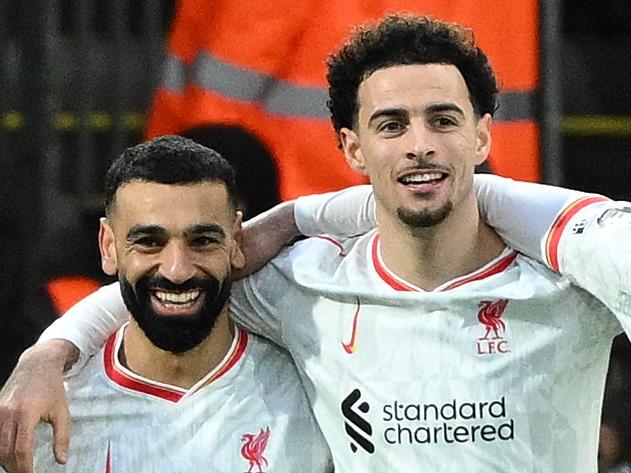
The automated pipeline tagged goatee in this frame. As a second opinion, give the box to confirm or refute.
[396,201,453,229]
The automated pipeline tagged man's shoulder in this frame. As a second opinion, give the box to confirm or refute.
[514,251,616,319]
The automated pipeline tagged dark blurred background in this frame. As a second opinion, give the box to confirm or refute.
[0,0,630,468]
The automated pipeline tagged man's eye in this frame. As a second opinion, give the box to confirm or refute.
[379,121,404,133]
[191,236,218,247]
[134,237,160,248]
[435,116,457,127]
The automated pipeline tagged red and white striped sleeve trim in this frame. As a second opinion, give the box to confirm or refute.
[543,196,610,271]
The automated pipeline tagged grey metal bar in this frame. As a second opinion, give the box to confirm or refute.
[539,0,564,185]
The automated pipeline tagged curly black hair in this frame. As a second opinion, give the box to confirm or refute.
[326,14,499,139]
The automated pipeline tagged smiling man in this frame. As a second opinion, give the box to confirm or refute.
[335,59,504,290]
[1,14,629,473]
[6,136,331,473]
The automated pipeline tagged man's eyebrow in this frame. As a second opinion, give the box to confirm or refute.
[185,223,226,238]
[426,102,465,117]
[368,108,407,127]
[127,225,167,240]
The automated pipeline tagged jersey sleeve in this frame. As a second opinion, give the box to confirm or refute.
[474,174,598,262]
[545,200,631,330]
[38,282,128,369]
[293,184,376,237]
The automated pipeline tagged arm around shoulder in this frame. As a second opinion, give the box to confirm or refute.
[474,174,594,263]
[38,282,128,366]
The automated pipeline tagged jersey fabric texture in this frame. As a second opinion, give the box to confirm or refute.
[230,229,621,472]
[31,324,332,473]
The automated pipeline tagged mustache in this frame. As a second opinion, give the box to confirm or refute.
[138,275,217,293]
[400,161,451,173]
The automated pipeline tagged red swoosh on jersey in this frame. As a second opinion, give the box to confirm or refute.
[341,297,361,354]
[104,441,112,473]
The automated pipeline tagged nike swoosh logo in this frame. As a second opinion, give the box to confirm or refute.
[104,441,112,473]
[341,297,361,354]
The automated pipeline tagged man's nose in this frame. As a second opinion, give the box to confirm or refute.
[159,241,197,284]
[405,122,435,160]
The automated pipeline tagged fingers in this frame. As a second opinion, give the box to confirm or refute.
[0,409,17,471]
[50,403,70,466]
[13,411,38,473]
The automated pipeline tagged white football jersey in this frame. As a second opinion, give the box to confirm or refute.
[32,324,332,473]
[230,230,621,472]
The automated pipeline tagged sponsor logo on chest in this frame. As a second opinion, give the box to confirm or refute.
[341,389,515,456]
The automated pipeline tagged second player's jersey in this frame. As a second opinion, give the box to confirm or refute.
[33,325,332,473]
[230,230,621,472]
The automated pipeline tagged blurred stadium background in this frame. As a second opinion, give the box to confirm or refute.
[0,0,630,467]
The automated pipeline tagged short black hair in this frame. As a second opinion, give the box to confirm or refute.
[104,135,238,216]
[327,14,499,140]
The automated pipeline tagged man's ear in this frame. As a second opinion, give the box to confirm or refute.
[231,211,246,270]
[99,217,118,276]
[474,113,493,165]
[340,128,368,176]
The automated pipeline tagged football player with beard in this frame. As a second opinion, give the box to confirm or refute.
[1,135,331,473]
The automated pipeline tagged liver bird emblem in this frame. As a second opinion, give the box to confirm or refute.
[241,427,271,473]
[477,299,509,340]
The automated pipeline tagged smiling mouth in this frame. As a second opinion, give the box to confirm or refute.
[150,289,205,315]
[398,170,448,186]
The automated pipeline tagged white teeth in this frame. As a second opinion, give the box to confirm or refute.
[401,172,443,184]
[154,290,200,304]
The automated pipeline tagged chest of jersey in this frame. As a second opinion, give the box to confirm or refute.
[33,334,331,473]
[278,260,616,472]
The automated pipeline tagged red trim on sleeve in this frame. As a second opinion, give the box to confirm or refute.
[313,235,347,256]
[544,196,609,271]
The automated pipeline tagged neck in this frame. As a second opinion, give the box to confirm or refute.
[121,310,235,389]
[377,194,505,291]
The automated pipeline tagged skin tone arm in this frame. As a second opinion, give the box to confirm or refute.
[234,201,301,279]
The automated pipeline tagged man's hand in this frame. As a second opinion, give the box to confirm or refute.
[235,201,301,279]
[0,339,78,473]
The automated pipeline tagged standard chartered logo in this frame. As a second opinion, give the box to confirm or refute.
[382,396,514,445]
[341,389,375,454]
[342,390,515,452]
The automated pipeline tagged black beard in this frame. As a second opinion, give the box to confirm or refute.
[396,201,453,229]
[119,274,231,354]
